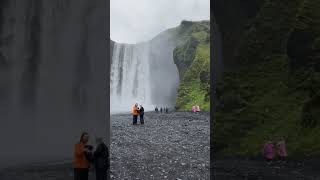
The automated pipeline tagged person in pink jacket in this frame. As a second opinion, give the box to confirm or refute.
[277,138,287,161]
[192,105,196,113]
[263,141,275,163]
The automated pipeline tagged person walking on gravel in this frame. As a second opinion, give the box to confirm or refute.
[132,103,139,125]
[139,105,145,124]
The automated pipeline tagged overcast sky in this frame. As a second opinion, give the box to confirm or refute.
[111,0,210,44]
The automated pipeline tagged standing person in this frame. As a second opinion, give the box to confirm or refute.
[155,107,158,112]
[196,105,200,112]
[132,103,139,125]
[139,105,145,124]
[192,105,196,113]
[263,140,275,164]
[74,132,91,180]
[277,138,287,162]
[160,107,162,113]
[94,137,109,180]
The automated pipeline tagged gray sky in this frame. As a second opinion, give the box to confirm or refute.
[111,0,210,44]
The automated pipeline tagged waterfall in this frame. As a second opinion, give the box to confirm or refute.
[111,42,153,113]
[110,36,180,114]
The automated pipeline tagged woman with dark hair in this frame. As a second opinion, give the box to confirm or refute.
[74,132,92,180]
[94,137,109,180]
[139,105,144,124]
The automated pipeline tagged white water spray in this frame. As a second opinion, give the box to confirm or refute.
[110,42,154,113]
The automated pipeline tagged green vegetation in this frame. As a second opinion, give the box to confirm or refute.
[213,0,320,157]
[173,21,210,111]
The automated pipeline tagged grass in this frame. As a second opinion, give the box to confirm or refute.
[214,55,320,156]
[174,21,210,112]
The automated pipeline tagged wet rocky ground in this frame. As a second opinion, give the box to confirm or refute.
[1,111,320,180]
[110,111,210,180]
[213,158,320,179]
[0,162,79,180]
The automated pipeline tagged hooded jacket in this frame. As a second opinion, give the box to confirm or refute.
[132,105,139,116]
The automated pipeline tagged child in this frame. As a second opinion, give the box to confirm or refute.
[263,141,275,164]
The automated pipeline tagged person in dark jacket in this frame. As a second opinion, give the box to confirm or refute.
[139,105,144,124]
[94,137,109,180]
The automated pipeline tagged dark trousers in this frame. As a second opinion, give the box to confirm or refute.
[140,114,144,124]
[133,115,138,124]
[74,168,89,180]
[95,169,107,180]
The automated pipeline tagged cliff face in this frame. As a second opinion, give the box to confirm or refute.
[173,20,210,111]
[213,0,320,156]
[0,0,109,168]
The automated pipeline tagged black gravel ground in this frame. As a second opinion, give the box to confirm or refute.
[110,111,210,180]
[1,111,320,180]
[0,162,82,180]
[213,159,320,180]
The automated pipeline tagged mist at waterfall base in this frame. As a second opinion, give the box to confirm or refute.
[110,36,180,114]
[0,1,108,168]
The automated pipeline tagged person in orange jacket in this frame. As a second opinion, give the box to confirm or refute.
[132,103,139,125]
[74,132,92,180]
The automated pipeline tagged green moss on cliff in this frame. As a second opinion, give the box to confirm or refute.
[173,21,210,111]
[214,0,320,157]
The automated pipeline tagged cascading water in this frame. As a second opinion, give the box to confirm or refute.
[110,28,180,114]
[111,42,154,113]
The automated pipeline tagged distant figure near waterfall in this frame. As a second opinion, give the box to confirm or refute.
[277,138,287,161]
[139,105,145,124]
[263,141,275,164]
[160,107,163,113]
[155,107,158,112]
[132,103,139,125]
[192,106,196,113]
[196,105,200,112]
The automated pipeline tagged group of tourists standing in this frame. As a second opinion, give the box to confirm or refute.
[192,105,201,113]
[155,106,169,113]
[263,138,287,164]
[132,103,144,125]
[73,132,109,180]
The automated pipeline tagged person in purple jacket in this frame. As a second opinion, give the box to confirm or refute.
[263,140,275,164]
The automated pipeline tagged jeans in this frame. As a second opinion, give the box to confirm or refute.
[140,114,144,124]
[133,115,138,124]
